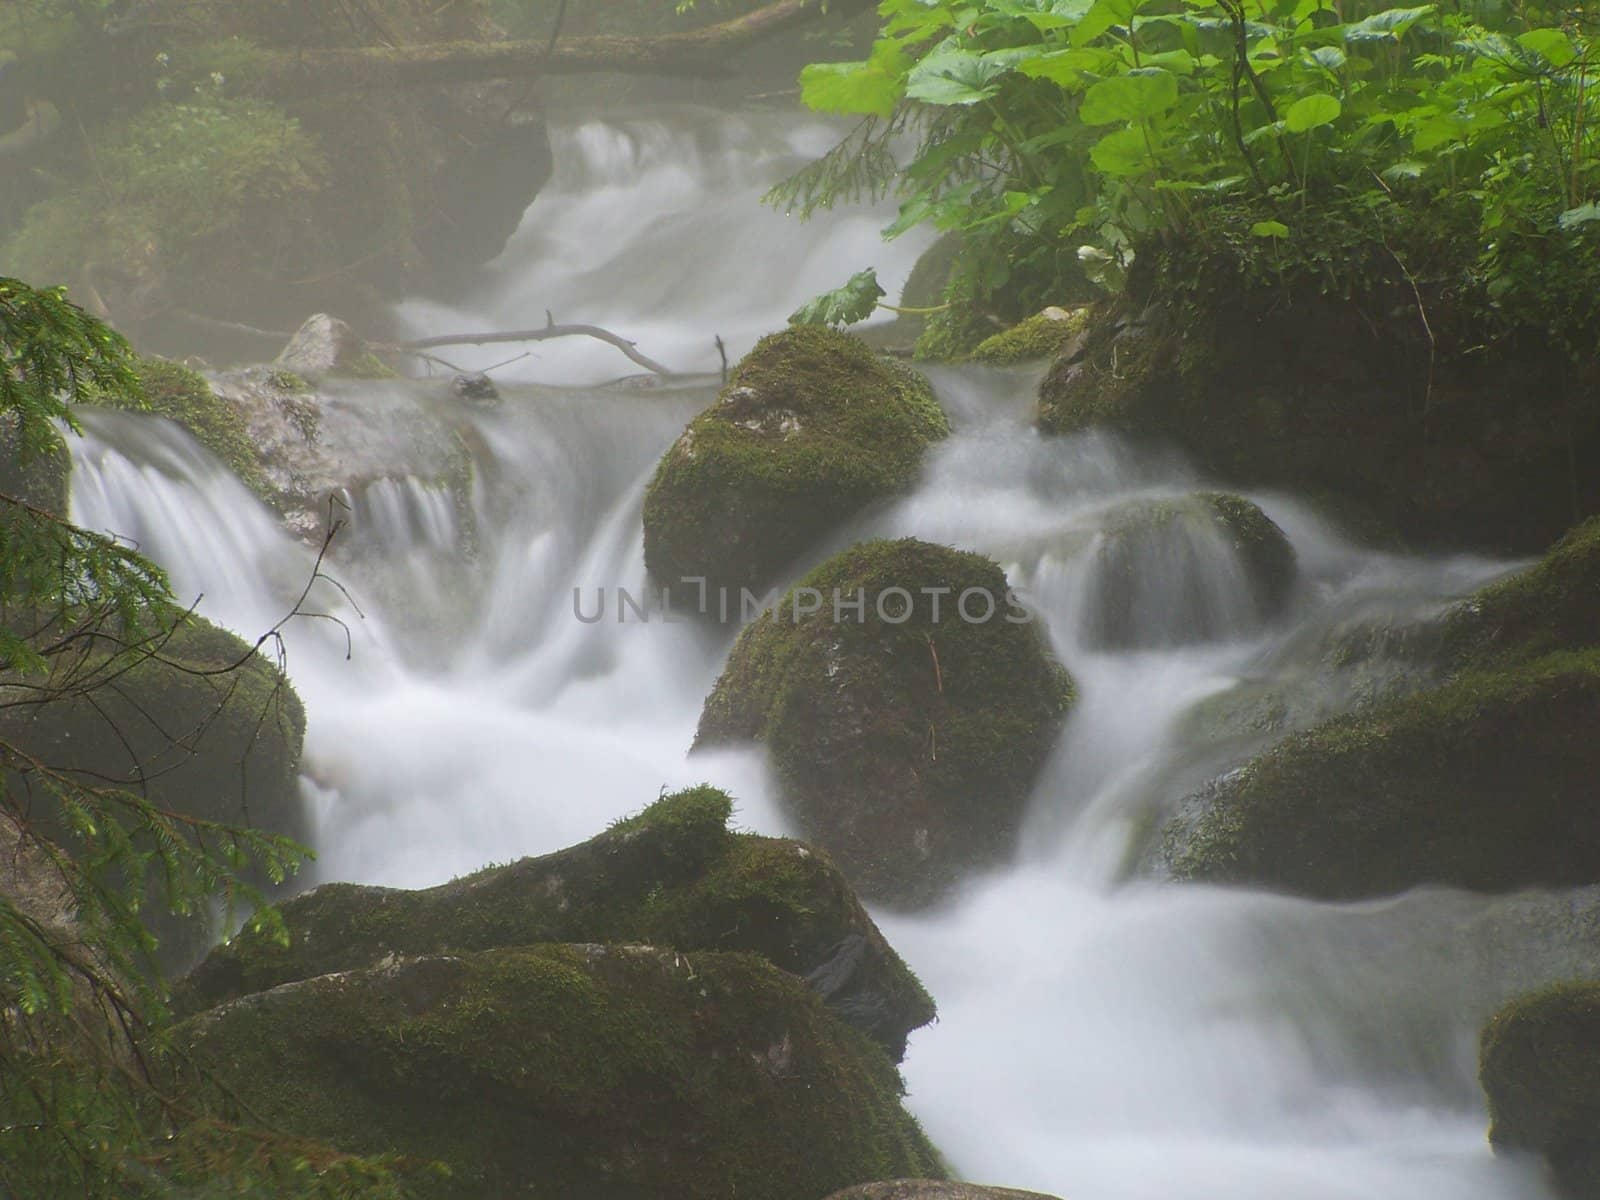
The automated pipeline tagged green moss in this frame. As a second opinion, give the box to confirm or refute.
[84,356,269,496]
[1443,517,1600,667]
[697,539,1074,907]
[1481,982,1600,1197]
[266,368,310,393]
[177,944,942,1200]
[5,96,326,289]
[1169,650,1600,898]
[968,307,1088,366]
[335,350,400,380]
[177,785,934,1059]
[642,327,949,604]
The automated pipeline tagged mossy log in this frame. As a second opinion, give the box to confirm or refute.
[238,0,875,95]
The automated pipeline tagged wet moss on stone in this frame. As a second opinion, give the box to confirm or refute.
[177,785,934,1059]
[83,356,269,497]
[968,307,1088,366]
[697,539,1074,908]
[1481,983,1600,1199]
[176,943,944,1200]
[1167,650,1600,899]
[642,326,949,605]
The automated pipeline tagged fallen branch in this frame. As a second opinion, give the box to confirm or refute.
[242,0,875,97]
[393,313,676,377]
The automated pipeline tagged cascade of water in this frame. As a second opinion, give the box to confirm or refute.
[66,107,1584,1200]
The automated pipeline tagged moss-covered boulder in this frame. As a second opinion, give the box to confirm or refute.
[81,355,270,495]
[642,328,949,608]
[1167,650,1600,899]
[968,307,1088,367]
[0,607,306,966]
[1081,492,1295,649]
[1481,984,1600,1199]
[178,786,934,1060]
[826,1185,1063,1200]
[176,943,942,1200]
[696,539,1074,907]
[1035,210,1600,554]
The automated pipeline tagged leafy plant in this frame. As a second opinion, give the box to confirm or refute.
[774,0,1599,341]
[0,277,406,1197]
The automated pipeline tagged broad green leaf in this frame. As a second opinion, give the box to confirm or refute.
[789,269,886,328]
[1345,5,1433,42]
[1089,126,1157,174]
[1309,46,1347,70]
[1079,71,1180,124]
[1073,0,1141,46]
[1285,92,1342,132]
[799,59,904,118]
[1516,28,1577,67]
[1019,46,1117,87]
[906,47,1010,106]
[1250,219,1290,237]
[1558,203,1600,230]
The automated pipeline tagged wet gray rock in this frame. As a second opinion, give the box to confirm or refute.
[274,314,373,380]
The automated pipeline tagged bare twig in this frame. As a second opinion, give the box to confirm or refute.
[391,313,677,377]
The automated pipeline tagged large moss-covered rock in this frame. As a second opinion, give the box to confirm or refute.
[178,786,935,1059]
[1167,651,1600,899]
[643,328,949,607]
[177,943,943,1200]
[1082,492,1295,648]
[1481,984,1600,1199]
[697,539,1074,907]
[1036,216,1600,554]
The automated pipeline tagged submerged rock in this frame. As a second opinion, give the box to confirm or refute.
[1481,984,1600,1199]
[696,539,1074,908]
[177,943,942,1200]
[642,327,949,609]
[1081,492,1296,648]
[179,786,935,1060]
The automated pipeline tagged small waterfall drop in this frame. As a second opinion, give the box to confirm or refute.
[67,108,1585,1200]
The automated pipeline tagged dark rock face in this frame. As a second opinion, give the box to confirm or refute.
[178,786,935,1061]
[826,1184,1064,1200]
[697,539,1074,908]
[1082,492,1296,649]
[177,943,942,1200]
[642,327,949,610]
[1166,518,1600,900]
[1038,294,1600,555]
[1482,985,1600,1199]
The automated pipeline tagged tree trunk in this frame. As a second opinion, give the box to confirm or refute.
[245,0,875,96]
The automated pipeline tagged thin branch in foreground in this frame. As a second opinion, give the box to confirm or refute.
[392,312,677,377]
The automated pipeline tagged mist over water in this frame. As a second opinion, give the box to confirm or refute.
[66,108,1586,1199]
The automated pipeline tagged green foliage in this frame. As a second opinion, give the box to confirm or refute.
[6,94,326,284]
[780,0,1600,334]
[790,267,888,327]
[0,276,403,1198]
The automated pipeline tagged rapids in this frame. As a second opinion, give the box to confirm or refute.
[68,106,1592,1199]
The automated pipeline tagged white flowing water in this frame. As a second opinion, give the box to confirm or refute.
[67,108,1594,1199]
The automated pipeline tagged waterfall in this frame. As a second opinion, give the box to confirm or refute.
[67,107,1581,1200]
